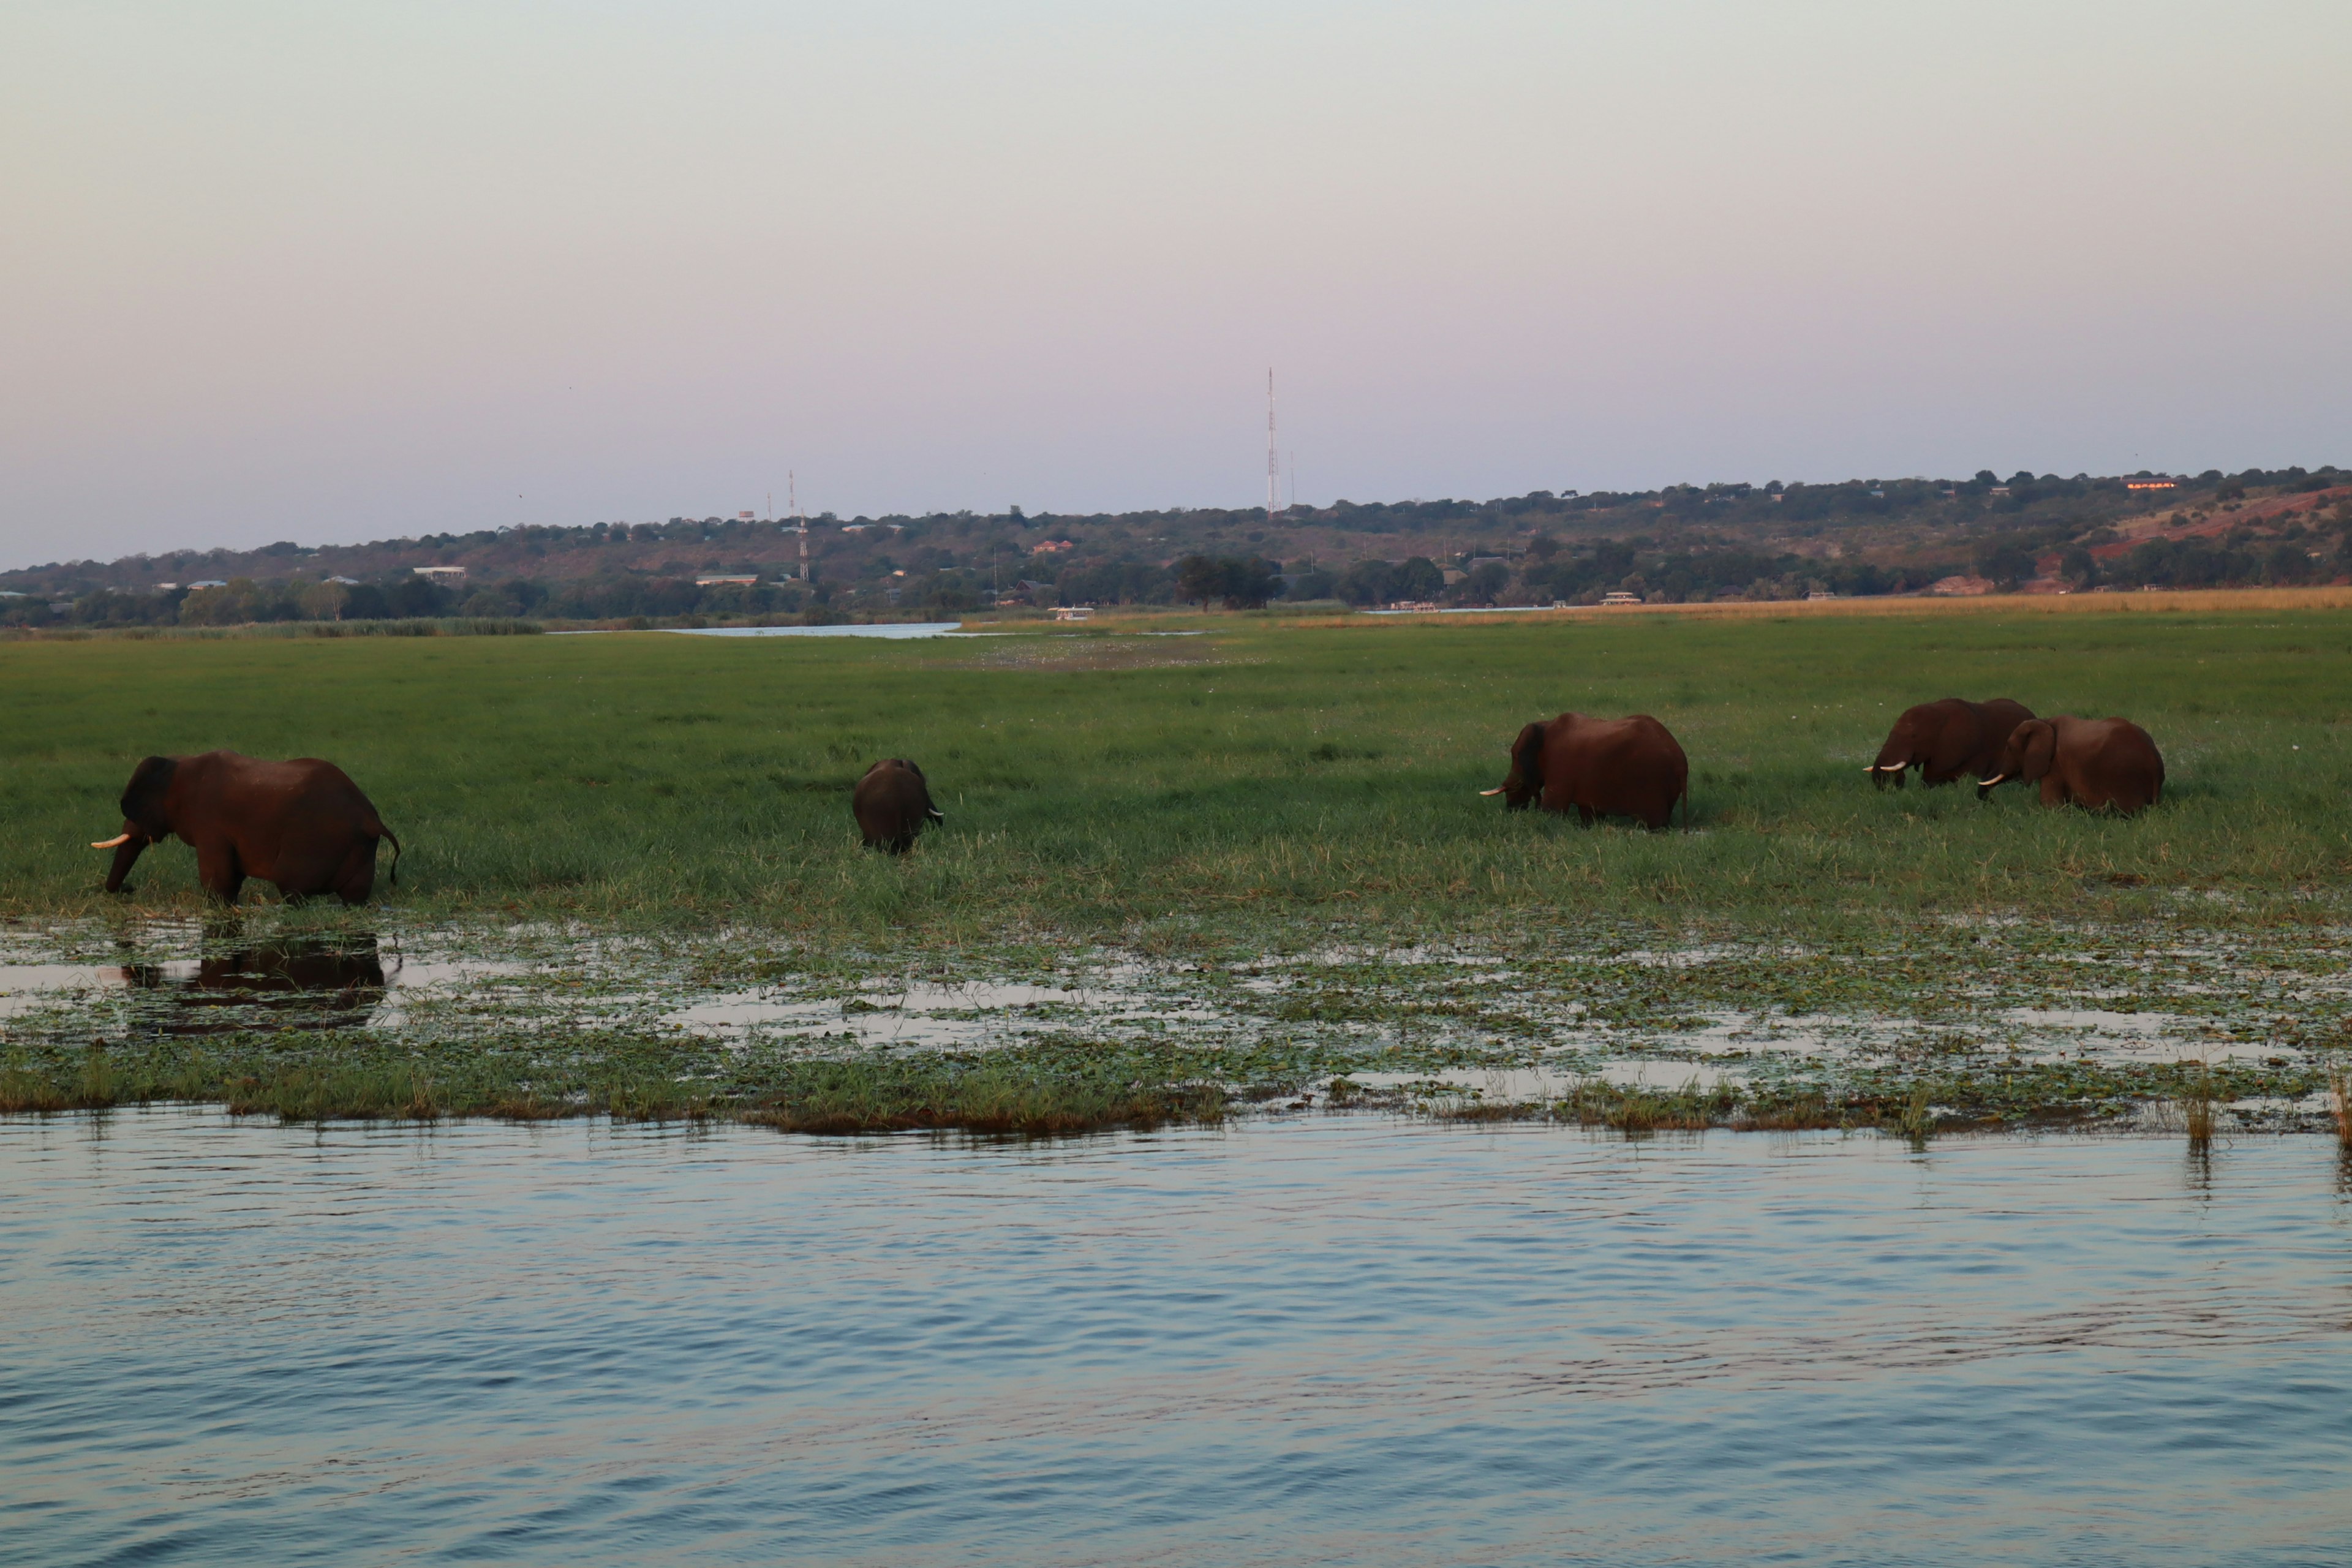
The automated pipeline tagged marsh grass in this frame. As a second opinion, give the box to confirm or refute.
[0,1035,1228,1136]
[5,609,2349,944]
[7,606,2352,1133]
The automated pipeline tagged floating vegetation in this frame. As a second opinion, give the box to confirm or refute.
[5,908,2340,1137]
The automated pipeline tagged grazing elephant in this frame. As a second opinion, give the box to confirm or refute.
[1978,717,2164,815]
[92,752,401,904]
[1481,713,1689,829]
[853,758,944,853]
[1866,698,2035,790]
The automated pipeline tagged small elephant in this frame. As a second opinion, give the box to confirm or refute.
[853,758,944,853]
[1978,717,2164,815]
[1866,698,2035,790]
[93,752,401,904]
[1482,713,1688,829]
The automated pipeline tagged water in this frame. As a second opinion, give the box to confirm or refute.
[666,622,967,638]
[3,1115,2348,1566]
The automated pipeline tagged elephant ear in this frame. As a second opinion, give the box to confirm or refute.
[119,755,176,835]
[2019,723,2058,782]
[1510,722,1547,792]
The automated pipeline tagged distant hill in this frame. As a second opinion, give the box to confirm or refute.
[6,466,2346,628]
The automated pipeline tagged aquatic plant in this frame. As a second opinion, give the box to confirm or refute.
[2177,1057,2218,1150]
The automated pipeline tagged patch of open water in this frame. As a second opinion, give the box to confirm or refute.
[1,1113,2346,1566]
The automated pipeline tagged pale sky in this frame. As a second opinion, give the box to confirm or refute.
[4,1,2347,566]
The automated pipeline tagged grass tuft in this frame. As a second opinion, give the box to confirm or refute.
[2177,1057,2218,1150]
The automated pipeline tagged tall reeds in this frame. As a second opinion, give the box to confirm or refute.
[2177,1057,2217,1151]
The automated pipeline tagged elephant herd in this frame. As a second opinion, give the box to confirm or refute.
[1467,696,2160,833]
[87,699,2162,906]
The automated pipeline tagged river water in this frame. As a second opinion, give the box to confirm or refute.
[3,1114,2348,1566]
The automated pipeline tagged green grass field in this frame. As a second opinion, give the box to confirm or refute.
[5,609,2348,934]
[4,608,2350,1133]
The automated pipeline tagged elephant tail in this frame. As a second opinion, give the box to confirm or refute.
[378,826,402,886]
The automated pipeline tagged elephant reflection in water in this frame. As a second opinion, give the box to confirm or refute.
[117,932,388,1035]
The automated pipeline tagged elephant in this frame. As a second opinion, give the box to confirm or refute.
[1866,698,2035,790]
[853,758,944,853]
[92,752,401,904]
[1481,713,1689,829]
[1978,717,2164,815]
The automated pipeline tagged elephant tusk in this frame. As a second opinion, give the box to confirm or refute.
[1478,788,1506,796]
[91,834,132,849]
[1977,774,2006,788]
[1864,764,1885,773]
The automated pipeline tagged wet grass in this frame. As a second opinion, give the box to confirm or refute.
[0,1035,1228,1136]
[5,605,2352,1133]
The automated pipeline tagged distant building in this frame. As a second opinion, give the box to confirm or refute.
[1599,591,1642,606]
[1053,606,1094,621]
[325,576,361,586]
[1031,539,1077,554]
[188,579,228,589]
[413,565,467,585]
[2125,478,2178,491]
[695,575,759,587]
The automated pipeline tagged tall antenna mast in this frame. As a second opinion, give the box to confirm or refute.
[1265,369,1280,523]
[791,470,809,581]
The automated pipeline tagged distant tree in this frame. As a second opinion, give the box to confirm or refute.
[1974,541,2038,587]
[1336,559,1396,606]
[298,581,351,620]
[1393,557,1445,600]
[1175,554,1279,609]
[1175,554,1224,606]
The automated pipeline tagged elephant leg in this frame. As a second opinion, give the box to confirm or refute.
[195,843,245,904]
[1576,804,1596,827]
[334,842,379,905]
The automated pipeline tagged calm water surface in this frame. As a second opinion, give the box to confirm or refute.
[2,1113,2348,1566]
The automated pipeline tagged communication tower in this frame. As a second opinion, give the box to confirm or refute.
[791,471,809,581]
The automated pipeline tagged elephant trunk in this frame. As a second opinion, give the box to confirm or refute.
[104,832,149,893]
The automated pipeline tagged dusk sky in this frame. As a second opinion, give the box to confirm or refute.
[4,1,2347,567]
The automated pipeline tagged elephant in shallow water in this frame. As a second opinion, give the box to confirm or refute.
[1482,713,1689,829]
[1978,717,2164,815]
[853,758,944,852]
[94,752,401,905]
[1866,698,2035,791]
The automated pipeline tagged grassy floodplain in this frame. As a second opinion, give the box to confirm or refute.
[5,597,2352,1134]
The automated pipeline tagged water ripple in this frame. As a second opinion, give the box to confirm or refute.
[1,1115,2348,1565]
